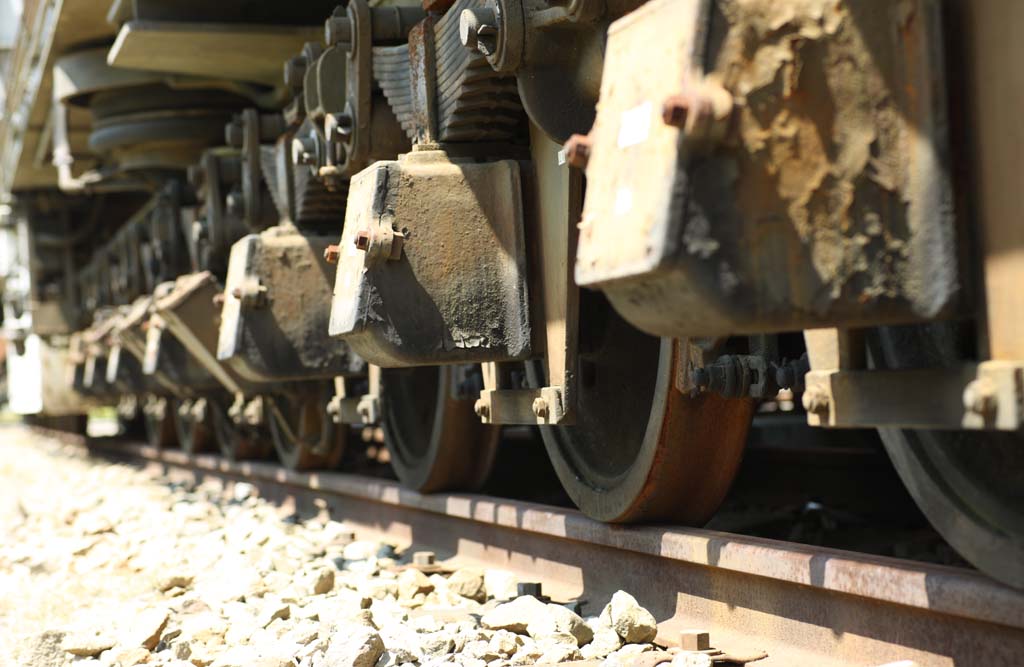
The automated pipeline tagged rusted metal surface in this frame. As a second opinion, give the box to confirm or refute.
[93,438,1024,667]
[330,150,531,366]
[372,0,524,145]
[575,0,960,338]
[217,225,364,384]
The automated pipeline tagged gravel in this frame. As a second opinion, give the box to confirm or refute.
[0,427,705,667]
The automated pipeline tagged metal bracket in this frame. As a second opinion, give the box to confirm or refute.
[475,362,570,425]
[328,366,380,425]
[803,326,1024,432]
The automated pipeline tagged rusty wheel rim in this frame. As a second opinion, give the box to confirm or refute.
[382,365,500,493]
[268,384,346,471]
[532,303,753,523]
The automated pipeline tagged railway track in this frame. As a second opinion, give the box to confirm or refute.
[67,430,1024,667]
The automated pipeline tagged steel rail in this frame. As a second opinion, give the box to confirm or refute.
[83,438,1024,667]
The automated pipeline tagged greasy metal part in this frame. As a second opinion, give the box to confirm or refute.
[190,149,253,274]
[109,440,1024,667]
[236,109,284,231]
[217,226,365,384]
[373,0,525,145]
[337,0,417,176]
[575,0,961,338]
[330,150,531,367]
[691,354,778,400]
[457,0,638,142]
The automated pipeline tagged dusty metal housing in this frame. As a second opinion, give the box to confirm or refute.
[218,225,364,384]
[574,0,961,338]
[330,149,531,367]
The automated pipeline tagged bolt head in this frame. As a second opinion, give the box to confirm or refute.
[323,244,341,264]
[225,190,244,218]
[325,16,352,46]
[474,399,489,419]
[412,551,436,566]
[563,134,592,169]
[532,397,549,419]
[662,94,691,128]
[459,9,481,49]
[354,230,371,251]
[225,120,244,148]
[963,378,997,416]
[679,630,711,651]
[283,56,307,89]
[802,388,830,415]
[291,136,317,166]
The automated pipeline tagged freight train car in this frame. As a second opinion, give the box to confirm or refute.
[1,0,1021,587]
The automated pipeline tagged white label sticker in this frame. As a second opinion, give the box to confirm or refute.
[617,101,652,148]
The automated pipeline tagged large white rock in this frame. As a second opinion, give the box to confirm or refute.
[61,630,116,657]
[120,607,169,649]
[480,596,549,634]
[397,568,434,600]
[580,627,623,659]
[318,624,384,667]
[526,603,593,646]
[446,568,486,602]
[483,571,519,601]
[599,591,658,643]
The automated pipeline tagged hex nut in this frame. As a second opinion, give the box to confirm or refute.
[679,630,710,651]
[963,378,997,417]
[412,551,436,566]
[562,134,592,169]
[801,387,830,415]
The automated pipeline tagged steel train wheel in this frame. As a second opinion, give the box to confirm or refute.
[381,366,500,492]
[871,324,1024,587]
[210,397,272,461]
[171,397,216,455]
[142,396,177,450]
[267,385,346,471]
[529,296,754,523]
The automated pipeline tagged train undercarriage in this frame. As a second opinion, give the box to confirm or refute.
[0,0,1022,588]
